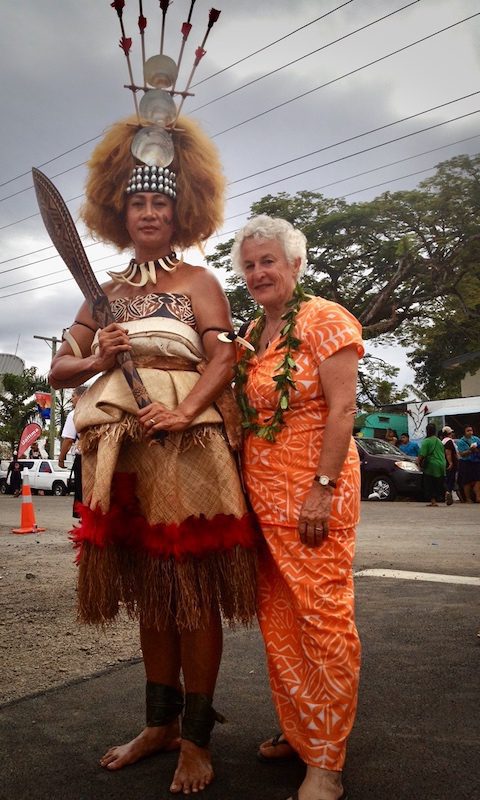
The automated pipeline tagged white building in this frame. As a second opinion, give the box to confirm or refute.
[406,396,480,440]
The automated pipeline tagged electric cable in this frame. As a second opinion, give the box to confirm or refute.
[211,12,480,138]
[0,1,357,190]
[191,0,357,87]
[191,0,420,113]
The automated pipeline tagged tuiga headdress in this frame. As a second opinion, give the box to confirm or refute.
[81,2,226,259]
[110,0,221,197]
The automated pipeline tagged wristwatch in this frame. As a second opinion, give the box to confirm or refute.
[313,474,337,488]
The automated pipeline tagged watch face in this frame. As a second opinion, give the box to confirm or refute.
[319,475,329,486]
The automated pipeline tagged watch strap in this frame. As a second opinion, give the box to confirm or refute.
[313,474,337,488]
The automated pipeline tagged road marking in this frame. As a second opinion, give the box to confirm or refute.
[354,568,480,586]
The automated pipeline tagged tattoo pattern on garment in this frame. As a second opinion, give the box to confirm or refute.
[110,293,196,329]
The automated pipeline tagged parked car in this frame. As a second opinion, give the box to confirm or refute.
[355,437,423,501]
[0,459,72,496]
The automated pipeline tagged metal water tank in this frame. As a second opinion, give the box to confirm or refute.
[0,353,25,391]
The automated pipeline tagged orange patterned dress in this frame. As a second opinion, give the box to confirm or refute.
[242,296,364,770]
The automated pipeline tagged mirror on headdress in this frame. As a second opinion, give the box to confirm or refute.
[144,54,178,89]
[131,126,175,167]
[139,89,177,126]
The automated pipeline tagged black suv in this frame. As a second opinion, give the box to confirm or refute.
[355,437,423,501]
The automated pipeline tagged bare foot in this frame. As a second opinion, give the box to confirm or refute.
[100,721,180,770]
[170,739,214,794]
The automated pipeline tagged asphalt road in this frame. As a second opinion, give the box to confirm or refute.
[0,497,479,800]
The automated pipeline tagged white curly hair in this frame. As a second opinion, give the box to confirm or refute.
[230,215,307,277]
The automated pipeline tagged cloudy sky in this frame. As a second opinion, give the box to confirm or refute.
[1,0,479,387]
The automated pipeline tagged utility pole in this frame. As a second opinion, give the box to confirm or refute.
[33,335,59,459]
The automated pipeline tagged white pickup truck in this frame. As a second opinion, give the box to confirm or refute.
[0,459,72,496]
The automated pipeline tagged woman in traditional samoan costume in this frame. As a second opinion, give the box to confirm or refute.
[49,116,257,794]
[231,215,364,800]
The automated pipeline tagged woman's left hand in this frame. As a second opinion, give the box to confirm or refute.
[138,403,193,435]
[298,484,333,547]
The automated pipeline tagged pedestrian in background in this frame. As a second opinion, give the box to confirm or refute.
[6,452,22,497]
[58,385,88,518]
[441,426,458,506]
[457,425,480,503]
[385,428,399,447]
[398,432,419,458]
[418,423,446,506]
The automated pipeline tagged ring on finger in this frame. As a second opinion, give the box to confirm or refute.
[149,418,156,425]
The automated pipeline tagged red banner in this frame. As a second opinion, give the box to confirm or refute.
[18,423,42,458]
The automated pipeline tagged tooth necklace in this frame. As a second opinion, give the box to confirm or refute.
[108,252,180,286]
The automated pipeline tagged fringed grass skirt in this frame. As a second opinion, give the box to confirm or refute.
[72,419,258,630]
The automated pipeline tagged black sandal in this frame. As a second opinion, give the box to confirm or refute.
[257,731,298,763]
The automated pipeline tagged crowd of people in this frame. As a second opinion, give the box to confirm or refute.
[398,423,480,505]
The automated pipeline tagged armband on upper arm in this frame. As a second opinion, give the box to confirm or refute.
[62,328,83,359]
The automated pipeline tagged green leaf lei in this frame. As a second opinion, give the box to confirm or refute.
[234,284,311,442]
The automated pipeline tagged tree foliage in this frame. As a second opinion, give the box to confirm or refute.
[208,154,480,396]
[0,368,49,452]
[357,356,408,410]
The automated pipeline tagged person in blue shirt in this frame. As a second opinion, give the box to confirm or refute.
[398,433,420,458]
[457,425,480,502]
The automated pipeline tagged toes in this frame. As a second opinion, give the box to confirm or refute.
[100,754,117,768]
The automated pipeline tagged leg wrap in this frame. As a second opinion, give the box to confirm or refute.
[181,692,225,748]
[146,682,184,727]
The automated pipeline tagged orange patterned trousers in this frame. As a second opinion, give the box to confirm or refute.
[257,524,360,770]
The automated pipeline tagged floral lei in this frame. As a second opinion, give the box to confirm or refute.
[234,284,311,442]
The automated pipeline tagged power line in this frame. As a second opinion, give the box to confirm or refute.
[221,131,480,224]
[191,0,420,113]
[212,12,480,138]
[3,131,479,294]
[2,89,477,235]
[0,194,83,233]
[229,90,480,185]
[0,151,462,298]
[227,108,480,201]
[0,245,116,279]
[0,136,101,190]
[0,2,357,191]
[1,12,475,208]
[5,128,478,279]
[191,0,357,88]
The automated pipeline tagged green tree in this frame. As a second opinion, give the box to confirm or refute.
[0,368,49,452]
[208,154,480,394]
[357,356,408,410]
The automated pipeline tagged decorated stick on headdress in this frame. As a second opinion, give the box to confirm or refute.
[110,0,140,121]
[137,1,147,72]
[172,0,198,91]
[174,8,221,121]
[159,0,171,54]
[103,1,224,230]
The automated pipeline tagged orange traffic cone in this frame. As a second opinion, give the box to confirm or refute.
[12,470,46,534]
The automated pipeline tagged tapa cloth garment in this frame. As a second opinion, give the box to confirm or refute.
[241,296,364,769]
[72,292,257,630]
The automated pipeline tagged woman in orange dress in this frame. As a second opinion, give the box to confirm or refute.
[231,215,364,800]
